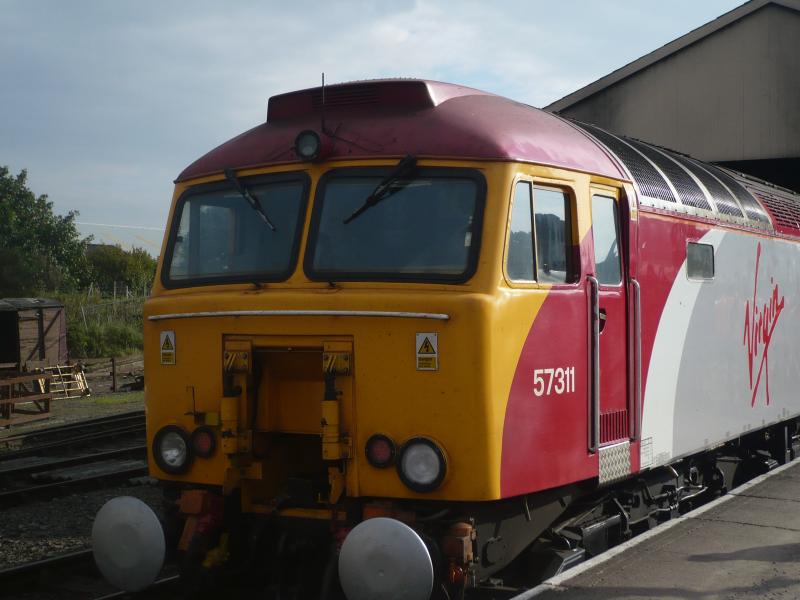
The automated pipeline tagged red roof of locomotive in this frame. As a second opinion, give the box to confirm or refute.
[176,79,626,182]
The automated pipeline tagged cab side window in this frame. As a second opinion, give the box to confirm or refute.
[534,187,570,283]
[508,182,535,281]
[591,195,622,285]
[507,182,571,283]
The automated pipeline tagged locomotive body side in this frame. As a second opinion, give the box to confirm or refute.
[638,212,800,469]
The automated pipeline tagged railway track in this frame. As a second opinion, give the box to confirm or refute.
[92,576,181,600]
[0,549,180,599]
[0,411,148,507]
[0,410,146,454]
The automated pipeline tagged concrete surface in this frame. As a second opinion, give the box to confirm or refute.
[523,461,800,599]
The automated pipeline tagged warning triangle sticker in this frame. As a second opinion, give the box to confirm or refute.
[161,336,174,351]
[418,337,435,354]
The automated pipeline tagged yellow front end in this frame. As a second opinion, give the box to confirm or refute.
[145,288,505,501]
[143,157,605,511]
[145,160,521,507]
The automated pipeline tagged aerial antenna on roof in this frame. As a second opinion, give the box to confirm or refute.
[321,72,327,135]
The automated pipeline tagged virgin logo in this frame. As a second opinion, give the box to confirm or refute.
[743,242,785,406]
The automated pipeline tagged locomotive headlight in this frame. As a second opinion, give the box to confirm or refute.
[294,129,321,160]
[153,426,191,474]
[398,437,446,492]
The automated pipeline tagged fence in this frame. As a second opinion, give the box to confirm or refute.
[61,289,147,358]
[75,297,144,329]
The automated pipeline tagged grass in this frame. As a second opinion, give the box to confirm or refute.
[88,391,144,405]
[62,391,145,408]
[54,292,145,358]
[68,321,143,358]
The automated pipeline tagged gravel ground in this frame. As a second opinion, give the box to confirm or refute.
[82,355,144,396]
[0,480,164,568]
[0,391,144,441]
[0,389,157,570]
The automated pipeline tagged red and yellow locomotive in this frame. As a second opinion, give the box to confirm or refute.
[92,79,800,599]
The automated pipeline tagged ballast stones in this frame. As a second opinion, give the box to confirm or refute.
[92,496,165,591]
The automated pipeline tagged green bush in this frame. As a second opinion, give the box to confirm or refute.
[67,320,143,358]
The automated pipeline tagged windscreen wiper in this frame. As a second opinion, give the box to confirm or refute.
[224,168,277,231]
[343,154,417,224]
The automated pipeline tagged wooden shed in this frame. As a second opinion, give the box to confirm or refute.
[0,298,72,427]
[0,298,68,371]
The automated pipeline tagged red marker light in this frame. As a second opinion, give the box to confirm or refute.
[366,434,396,468]
[190,427,216,458]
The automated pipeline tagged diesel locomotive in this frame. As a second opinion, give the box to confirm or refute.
[92,79,800,599]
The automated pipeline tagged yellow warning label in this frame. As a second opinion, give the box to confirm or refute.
[417,356,438,370]
[415,332,438,371]
[160,330,176,365]
[418,337,436,354]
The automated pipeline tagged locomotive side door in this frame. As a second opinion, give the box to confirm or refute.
[587,188,632,482]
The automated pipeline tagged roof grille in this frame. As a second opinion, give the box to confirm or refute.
[577,123,676,204]
[267,80,437,123]
[671,155,744,217]
[311,85,379,109]
[704,165,770,223]
[755,190,800,232]
[625,140,711,211]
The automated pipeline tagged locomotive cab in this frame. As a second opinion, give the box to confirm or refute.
[92,79,640,599]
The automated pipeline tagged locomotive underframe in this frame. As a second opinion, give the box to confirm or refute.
[160,417,800,598]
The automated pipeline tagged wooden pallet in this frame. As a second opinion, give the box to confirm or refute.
[38,364,91,399]
[0,372,55,427]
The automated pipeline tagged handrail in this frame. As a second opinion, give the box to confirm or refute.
[587,275,600,453]
[630,279,642,441]
[148,310,450,321]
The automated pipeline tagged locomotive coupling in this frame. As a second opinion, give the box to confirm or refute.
[338,517,434,600]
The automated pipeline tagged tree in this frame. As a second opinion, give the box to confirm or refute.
[87,244,157,294]
[0,167,90,296]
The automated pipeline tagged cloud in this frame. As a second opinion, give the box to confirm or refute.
[1,0,743,246]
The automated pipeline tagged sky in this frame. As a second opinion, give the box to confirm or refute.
[1,0,746,254]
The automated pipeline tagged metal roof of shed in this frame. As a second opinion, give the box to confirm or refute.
[0,298,63,312]
[545,0,800,113]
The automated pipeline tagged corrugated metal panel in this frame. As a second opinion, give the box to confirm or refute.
[754,189,800,233]
[600,409,629,445]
